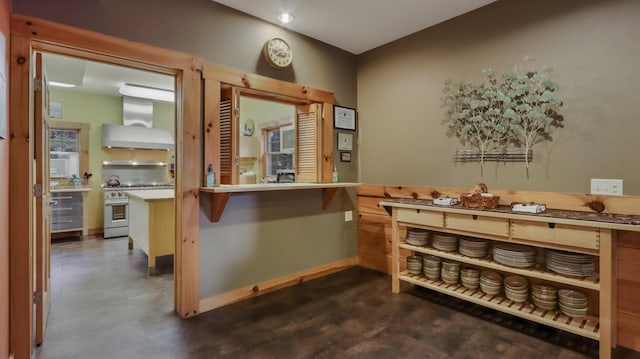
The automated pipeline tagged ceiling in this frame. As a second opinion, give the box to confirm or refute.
[43,1,495,96]
[212,0,496,54]
[42,53,174,98]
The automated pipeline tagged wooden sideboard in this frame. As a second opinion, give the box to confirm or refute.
[357,185,640,355]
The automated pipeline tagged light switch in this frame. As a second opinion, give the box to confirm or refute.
[344,211,353,222]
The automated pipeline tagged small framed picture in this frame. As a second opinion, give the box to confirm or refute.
[333,105,356,131]
[340,152,351,162]
[337,132,353,151]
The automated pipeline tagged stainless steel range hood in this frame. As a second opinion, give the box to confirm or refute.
[102,96,175,151]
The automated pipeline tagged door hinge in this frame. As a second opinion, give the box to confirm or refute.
[33,183,42,198]
[34,290,42,304]
[33,77,42,92]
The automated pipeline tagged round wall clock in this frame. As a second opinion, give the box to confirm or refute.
[263,37,293,69]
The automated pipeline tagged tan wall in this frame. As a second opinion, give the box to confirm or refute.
[49,89,174,232]
[0,0,9,356]
[357,0,640,194]
[12,0,359,182]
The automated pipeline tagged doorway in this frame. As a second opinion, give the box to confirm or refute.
[9,18,201,355]
[39,50,177,340]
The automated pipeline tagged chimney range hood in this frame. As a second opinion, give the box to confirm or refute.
[102,96,175,151]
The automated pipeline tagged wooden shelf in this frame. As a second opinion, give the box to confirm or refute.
[399,271,600,341]
[200,182,361,222]
[399,243,600,291]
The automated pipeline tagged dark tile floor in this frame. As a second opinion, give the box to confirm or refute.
[35,237,639,359]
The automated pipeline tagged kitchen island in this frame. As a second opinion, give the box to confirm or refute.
[125,189,175,274]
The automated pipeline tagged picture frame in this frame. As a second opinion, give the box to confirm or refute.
[337,132,353,151]
[333,105,357,131]
[340,152,351,162]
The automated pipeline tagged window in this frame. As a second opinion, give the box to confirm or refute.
[49,129,79,152]
[264,127,293,177]
[48,122,90,179]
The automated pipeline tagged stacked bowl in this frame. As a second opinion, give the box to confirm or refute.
[441,260,461,284]
[458,237,490,258]
[422,255,442,280]
[405,228,429,246]
[460,268,480,290]
[558,289,589,318]
[531,284,558,311]
[480,270,502,296]
[504,275,529,303]
[432,233,458,252]
[406,255,423,275]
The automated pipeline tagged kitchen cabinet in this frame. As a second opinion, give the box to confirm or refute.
[126,189,175,274]
[381,199,636,359]
[50,188,91,235]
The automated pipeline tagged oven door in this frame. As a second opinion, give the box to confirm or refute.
[104,202,129,238]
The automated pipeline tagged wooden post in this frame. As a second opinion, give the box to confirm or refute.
[599,229,615,358]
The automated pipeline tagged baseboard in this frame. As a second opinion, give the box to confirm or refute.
[199,257,358,313]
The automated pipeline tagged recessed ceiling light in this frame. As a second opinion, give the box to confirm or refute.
[277,13,294,24]
[48,81,76,88]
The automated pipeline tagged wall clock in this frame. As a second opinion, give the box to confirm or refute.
[263,37,293,69]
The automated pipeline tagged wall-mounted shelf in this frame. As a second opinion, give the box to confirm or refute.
[200,182,361,222]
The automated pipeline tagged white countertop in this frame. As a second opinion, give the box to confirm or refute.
[51,187,92,193]
[125,189,175,201]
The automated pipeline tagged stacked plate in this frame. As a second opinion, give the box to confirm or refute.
[504,275,529,303]
[406,255,423,275]
[460,268,480,290]
[405,228,429,246]
[558,289,588,318]
[480,270,502,296]
[432,233,458,252]
[441,260,461,284]
[423,255,442,280]
[458,237,490,258]
[544,249,596,277]
[531,284,558,311]
[493,243,537,268]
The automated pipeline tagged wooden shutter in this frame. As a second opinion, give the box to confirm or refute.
[296,103,321,183]
[219,99,232,181]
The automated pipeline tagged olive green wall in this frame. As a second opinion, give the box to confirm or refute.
[357,0,640,194]
[49,89,175,231]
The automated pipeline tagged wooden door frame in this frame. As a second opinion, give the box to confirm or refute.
[9,14,202,358]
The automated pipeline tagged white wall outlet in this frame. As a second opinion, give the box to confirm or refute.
[344,210,353,222]
[590,179,623,196]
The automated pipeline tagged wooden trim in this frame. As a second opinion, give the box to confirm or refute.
[198,257,357,313]
[321,102,334,182]
[202,63,333,104]
[9,32,34,359]
[203,79,221,187]
[11,14,200,72]
[175,66,202,318]
[358,184,640,216]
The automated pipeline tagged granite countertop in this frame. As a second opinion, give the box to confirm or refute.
[383,198,640,226]
[125,189,174,201]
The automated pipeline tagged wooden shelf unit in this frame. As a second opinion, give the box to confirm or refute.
[400,271,600,340]
[399,242,600,291]
[381,200,625,359]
